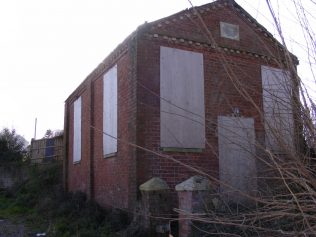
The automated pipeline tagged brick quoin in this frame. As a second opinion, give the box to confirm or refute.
[64,0,298,213]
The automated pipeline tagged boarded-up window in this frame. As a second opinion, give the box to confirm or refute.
[262,65,294,152]
[73,97,82,163]
[220,22,239,40]
[160,46,205,148]
[103,65,118,156]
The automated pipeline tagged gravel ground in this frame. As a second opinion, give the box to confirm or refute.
[0,219,24,237]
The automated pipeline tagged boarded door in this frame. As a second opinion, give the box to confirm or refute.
[218,116,257,203]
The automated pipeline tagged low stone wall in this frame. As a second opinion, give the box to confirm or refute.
[0,165,28,190]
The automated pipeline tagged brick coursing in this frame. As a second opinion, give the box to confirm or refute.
[92,52,136,209]
[64,0,297,211]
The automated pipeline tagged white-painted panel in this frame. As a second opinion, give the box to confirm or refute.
[160,46,205,148]
[261,66,294,152]
[220,22,240,40]
[73,97,82,163]
[103,65,118,156]
[218,116,257,203]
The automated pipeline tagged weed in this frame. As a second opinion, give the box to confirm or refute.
[0,163,112,236]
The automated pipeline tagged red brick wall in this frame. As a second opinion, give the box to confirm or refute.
[148,2,283,60]
[91,50,137,210]
[65,39,138,210]
[67,89,90,194]
[65,2,289,211]
[135,4,278,204]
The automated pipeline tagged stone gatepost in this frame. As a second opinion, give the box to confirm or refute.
[175,176,213,237]
[139,177,172,237]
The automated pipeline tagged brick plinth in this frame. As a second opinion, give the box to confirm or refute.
[176,176,213,237]
[139,177,172,237]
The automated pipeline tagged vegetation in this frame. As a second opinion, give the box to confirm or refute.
[0,128,28,163]
[43,129,64,139]
[2,0,316,235]
[0,163,114,237]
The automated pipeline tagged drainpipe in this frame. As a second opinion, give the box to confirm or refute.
[63,102,69,192]
[89,80,95,200]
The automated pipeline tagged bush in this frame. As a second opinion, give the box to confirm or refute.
[0,163,112,236]
[0,128,28,163]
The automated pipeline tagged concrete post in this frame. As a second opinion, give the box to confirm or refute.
[175,176,213,237]
[139,177,172,237]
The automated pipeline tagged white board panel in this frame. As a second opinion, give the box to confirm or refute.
[220,22,240,40]
[261,66,294,152]
[160,46,205,148]
[103,65,118,156]
[218,116,257,203]
[73,97,82,163]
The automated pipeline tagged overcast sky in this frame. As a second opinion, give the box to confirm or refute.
[0,0,314,142]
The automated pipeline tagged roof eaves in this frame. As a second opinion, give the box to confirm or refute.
[65,28,140,103]
[227,0,299,63]
[146,0,298,64]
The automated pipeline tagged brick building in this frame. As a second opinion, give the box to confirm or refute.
[64,0,298,213]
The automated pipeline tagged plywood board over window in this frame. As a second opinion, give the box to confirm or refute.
[218,116,257,204]
[261,65,294,153]
[160,46,205,149]
[73,97,82,163]
[103,65,118,156]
